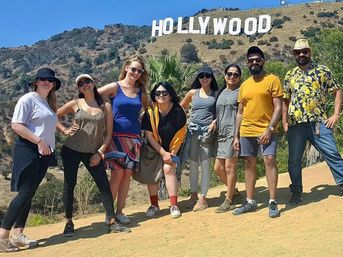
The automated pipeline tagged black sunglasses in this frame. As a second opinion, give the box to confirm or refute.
[293,49,310,56]
[198,73,212,79]
[38,77,55,83]
[155,90,169,97]
[226,72,240,78]
[78,79,93,87]
[247,58,263,64]
[129,66,144,74]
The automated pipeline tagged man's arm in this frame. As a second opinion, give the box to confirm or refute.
[325,88,342,128]
[260,97,282,145]
[282,98,290,133]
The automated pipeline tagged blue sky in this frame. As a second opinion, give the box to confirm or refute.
[0,0,317,47]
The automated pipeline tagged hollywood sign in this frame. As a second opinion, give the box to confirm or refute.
[151,15,272,37]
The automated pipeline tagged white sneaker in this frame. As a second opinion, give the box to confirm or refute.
[170,205,181,219]
[11,234,38,248]
[145,205,160,218]
[115,213,130,224]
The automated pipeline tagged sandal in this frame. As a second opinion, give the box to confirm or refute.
[0,238,19,252]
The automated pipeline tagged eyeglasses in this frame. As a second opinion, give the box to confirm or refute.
[77,79,93,87]
[247,58,263,64]
[198,73,211,79]
[155,90,169,97]
[129,66,144,74]
[226,72,240,78]
[38,77,55,83]
[293,49,310,55]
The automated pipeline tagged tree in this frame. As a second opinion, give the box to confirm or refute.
[147,54,198,93]
[180,43,200,63]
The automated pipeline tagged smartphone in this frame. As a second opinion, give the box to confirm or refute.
[171,155,180,164]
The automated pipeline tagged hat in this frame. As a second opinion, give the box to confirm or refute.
[75,74,94,85]
[31,68,61,90]
[197,65,213,75]
[191,65,218,90]
[247,46,265,59]
[293,38,311,50]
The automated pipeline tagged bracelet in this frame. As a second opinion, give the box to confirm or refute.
[97,149,104,159]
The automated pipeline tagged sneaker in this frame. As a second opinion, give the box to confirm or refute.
[10,233,38,248]
[145,205,160,218]
[215,198,235,213]
[192,200,208,212]
[108,223,131,233]
[289,192,303,205]
[232,201,257,215]
[63,222,75,237]
[232,190,244,205]
[170,205,181,219]
[0,238,19,252]
[115,213,130,224]
[268,201,280,218]
[339,184,343,196]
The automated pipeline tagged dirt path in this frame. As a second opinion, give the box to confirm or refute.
[8,161,343,257]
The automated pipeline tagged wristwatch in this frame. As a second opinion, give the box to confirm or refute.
[268,125,275,132]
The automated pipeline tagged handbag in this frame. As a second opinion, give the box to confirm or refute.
[132,140,163,184]
[132,105,164,184]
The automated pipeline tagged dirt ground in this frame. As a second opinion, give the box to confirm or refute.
[4,160,343,257]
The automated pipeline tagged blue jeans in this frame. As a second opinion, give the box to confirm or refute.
[287,122,343,193]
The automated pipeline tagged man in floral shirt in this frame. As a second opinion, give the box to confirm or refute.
[282,38,343,205]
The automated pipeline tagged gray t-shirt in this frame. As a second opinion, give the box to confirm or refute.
[12,92,57,149]
[216,87,239,142]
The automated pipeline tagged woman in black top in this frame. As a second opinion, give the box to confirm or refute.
[142,82,186,219]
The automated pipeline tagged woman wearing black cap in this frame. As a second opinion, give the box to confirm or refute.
[57,74,130,236]
[0,68,59,252]
[180,65,218,212]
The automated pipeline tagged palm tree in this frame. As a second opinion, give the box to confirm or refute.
[147,54,198,94]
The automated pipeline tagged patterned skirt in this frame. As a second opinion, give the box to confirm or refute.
[104,132,142,172]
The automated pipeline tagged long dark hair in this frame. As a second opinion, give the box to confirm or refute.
[78,87,104,107]
[191,65,219,91]
[217,64,242,97]
[150,81,180,104]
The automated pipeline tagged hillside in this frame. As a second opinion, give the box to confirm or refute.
[6,161,343,257]
[0,2,342,169]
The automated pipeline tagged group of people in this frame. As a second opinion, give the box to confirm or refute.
[0,38,342,252]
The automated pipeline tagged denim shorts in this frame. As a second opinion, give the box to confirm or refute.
[240,134,277,157]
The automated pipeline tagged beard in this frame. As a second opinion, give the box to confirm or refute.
[296,56,310,66]
[249,64,263,75]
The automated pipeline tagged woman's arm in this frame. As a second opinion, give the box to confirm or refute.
[90,102,113,167]
[12,123,51,155]
[99,102,113,155]
[56,100,78,135]
[180,89,196,110]
[98,82,118,98]
[145,130,172,164]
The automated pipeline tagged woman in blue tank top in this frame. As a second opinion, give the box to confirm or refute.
[99,56,149,225]
[181,65,218,212]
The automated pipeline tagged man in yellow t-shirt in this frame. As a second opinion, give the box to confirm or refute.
[233,46,283,218]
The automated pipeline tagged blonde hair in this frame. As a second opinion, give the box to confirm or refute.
[33,80,57,112]
[119,56,149,91]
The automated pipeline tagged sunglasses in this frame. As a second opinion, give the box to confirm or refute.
[155,90,169,97]
[226,72,240,78]
[198,73,212,79]
[77,79,93,87]
[38,77,55,83]
[129,66,144,74]
[293,49,310,55]
[247,58,263,64]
